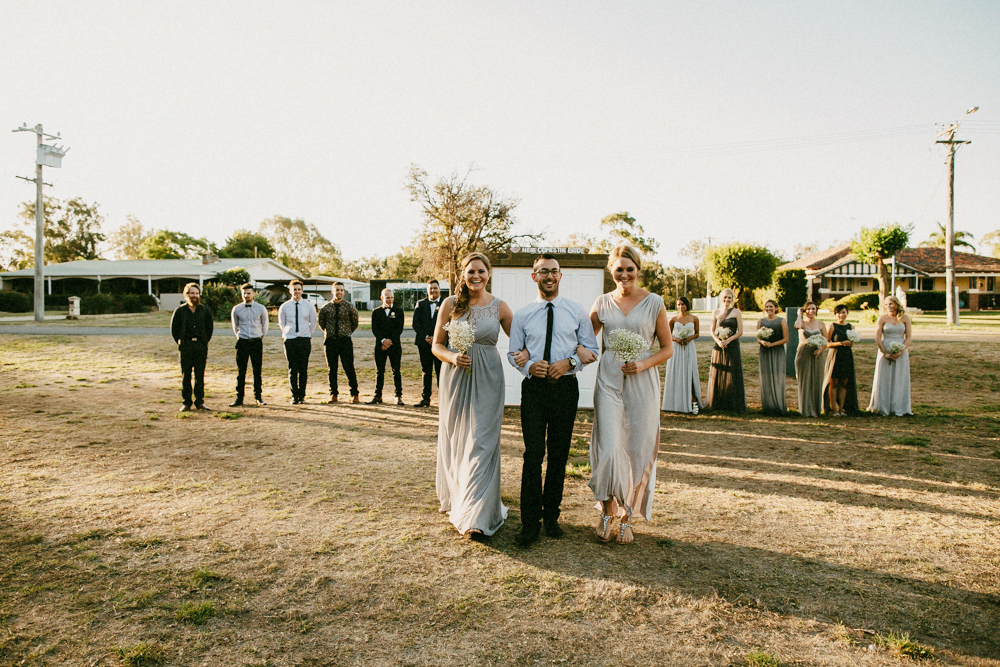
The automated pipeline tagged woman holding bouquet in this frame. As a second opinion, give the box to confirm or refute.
[433,252,514,539]
[756,299,789,415]
[822,305,859,416]
[589,245,673,545]
[661,297,702,414]
[707,288,746,413]
[868,296,912,416]
[794,301,826,417]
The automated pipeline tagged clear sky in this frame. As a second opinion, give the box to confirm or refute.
[2,1,998,268]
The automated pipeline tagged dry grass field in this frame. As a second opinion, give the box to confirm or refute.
[0,335,998,666]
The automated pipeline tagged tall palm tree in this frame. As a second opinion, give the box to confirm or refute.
[920,222,976,253]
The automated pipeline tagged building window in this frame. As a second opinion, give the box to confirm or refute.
[908,277,916,289]
[821,277,828,288]
[989,277,996,292]
[859,280,868,287]
[920,278,934,291]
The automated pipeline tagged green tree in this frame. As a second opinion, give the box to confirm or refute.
[0,229,34,271]
[219,230,275,259]
[981,230,1000,258]
[549,232,608,253]
[636,260,669,297]
[108,214,151,260]
[599,212,658,254]
[258,216,342,277]
[140,230,213,260]
[705,242,781,309]
[407,164,539,289]
[343,255,388,282]
[919,221,976,253]
[214,267,251,287]
[851,223,911,305]
[19,197,106,263]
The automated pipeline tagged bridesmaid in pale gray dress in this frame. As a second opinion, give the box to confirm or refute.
[756,299,789,415]
[794,301,827,417]
[661,297,702,414]
[433,252,514,539]
[589,245,673,545]
[868,296,913,416]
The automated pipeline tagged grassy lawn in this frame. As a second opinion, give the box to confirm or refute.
[0,336,998,666]
[0,308,417,330]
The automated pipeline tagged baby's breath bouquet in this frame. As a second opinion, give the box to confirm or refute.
[673,322,695,340]
[715,326,733,341]
[846,329,861,343]
[885,341,905,357]
[806,334,827,350]
[755,327,774,341]
[445,320,477,374]
[606,328,650,365]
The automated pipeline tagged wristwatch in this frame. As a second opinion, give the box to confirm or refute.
[568,357,578,370]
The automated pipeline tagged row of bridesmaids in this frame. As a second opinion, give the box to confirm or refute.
[660,290,913,417]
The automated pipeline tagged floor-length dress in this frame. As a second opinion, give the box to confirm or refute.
[707,311,746,413]
[867,322,912,416]
[661,321,702,413]
[589,292,663,521]
[795,326,824,417]
[757,317,787,415]
[436,298,508,535]
[822,323,860,414]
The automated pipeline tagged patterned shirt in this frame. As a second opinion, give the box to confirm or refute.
[318,300,359,339]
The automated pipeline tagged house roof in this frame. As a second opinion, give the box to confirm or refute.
[0,258,303,281]
[896,247,1000,274]
[779,244,853,271]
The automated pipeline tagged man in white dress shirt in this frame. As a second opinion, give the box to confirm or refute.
[229,283,269,407]
[278,280,317,404]
[507,255,599,545]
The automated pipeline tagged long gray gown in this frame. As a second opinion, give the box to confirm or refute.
[435,297,508,535]
[795,325,824,417]
[868,321,912,416]
[757,317,787,415]
[661,320,702,413]
[589,292,663,521]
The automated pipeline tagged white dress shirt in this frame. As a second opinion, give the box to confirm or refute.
[231,301,269,339]
[507,295,599,377]
[278,298,317,339]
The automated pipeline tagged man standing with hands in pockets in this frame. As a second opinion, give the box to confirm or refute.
[278,280,317,404]
[229,283,268,407]
[508,255,599,545]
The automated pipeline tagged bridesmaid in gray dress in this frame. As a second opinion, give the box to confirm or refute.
[756,299,789,415]
[433,252,514,539]
[589,245,673,545]
[868,296,913,416]
[794,301,827,417]
[707,288,746,413]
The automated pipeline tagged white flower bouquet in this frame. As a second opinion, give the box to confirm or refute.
[606,328,650,365]
[445,320,477,374]
[885,341,905,356]
[805,334,827,349]
[755,327,774,341]
[715,326,733,341]
[673,322,695,340]
[846,329,861,343]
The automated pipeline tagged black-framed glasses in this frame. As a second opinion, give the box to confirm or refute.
[534,269,561,277]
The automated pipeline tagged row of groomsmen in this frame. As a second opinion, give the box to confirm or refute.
[168,279,445,411]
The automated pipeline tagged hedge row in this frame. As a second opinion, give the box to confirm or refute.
[0,291,158,314]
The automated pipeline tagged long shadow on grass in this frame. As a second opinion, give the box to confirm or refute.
[492,532,1000,660]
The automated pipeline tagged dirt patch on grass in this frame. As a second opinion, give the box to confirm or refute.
[1,336,998,666]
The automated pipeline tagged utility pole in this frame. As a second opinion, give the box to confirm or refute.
[13,123,68,322]
[935,107,976,326]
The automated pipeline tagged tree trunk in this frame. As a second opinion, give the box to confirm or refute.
[877,258,890,310]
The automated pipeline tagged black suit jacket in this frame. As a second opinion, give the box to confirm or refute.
[170,304,214,346]
[371,306,404,347]
[412,298,441,348]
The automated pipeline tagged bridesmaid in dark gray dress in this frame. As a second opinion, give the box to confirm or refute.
[432,252,514,539]
[708,288,746,413]
[794,301,827,417]
[756,299,789,415]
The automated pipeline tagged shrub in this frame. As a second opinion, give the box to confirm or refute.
[836,292,879,310]
[904,291,944,310]
[0,291,32,313]
[121,294,154,313]
[200,283,238,320]
[818,298,838,312]
[80,293,115,315]
[773,268,808,308]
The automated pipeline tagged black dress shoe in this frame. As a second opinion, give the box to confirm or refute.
[514,523,540,546]
[290,398,299,405]
[543,518,564,539]
[414,399,431,408]
[395,397,405,406]
[366,397,382,405]
[229,400,243,408]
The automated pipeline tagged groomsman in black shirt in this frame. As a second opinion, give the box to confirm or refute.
[412,279,443,408]
[368,288,405,405]
[170,282,214,412]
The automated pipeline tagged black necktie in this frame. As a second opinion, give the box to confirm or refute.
[332,303,340,338]
[295,301,299,333]
[543,302,554,363]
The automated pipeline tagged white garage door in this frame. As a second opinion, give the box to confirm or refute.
[492,267,606,408]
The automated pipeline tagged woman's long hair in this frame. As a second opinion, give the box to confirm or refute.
[452,252,492,320]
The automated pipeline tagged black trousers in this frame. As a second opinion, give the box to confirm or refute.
[283,337,312,400]
[374,341,402,398]
[235,337,263,401]
[179,341,209,407]
[417,343,442,401]
[520,375,579,526]
[325,337,359,397]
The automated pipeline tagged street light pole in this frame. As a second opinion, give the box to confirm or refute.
[935,107,976,326]
[12,123,67,322]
